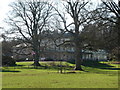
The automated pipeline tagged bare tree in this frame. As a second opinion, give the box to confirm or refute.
[101,0,120,18]
[52,0,93,70]
[7,0,53,66]
[100,0,120,60]
[100,0,120,36]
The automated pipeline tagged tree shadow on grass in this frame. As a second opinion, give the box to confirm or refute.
[82,61,120,71]
[1,69,21,72]
[6,63,73,70]
[4,64,50,70]
[82,61,113,68]
[2,64,25,67]
[99,67,120,70]
[17,65,25,66]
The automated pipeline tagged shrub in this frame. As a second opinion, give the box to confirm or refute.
[16,58,26,62]
[2,55,16,66]
[44,58,54,61]
[67,59,75,64]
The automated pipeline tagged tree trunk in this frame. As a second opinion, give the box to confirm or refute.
[33,50,41,66]
[74,38,83,70]
[32,36,41,66]
[74,47,83,70]
[73,19,83,70]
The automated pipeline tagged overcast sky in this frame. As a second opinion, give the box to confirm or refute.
[0,0,14,28]
[0,0,118,35]
[0,0,99,30]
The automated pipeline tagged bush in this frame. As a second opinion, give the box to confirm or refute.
[67,59,75,64]
[2,55,16,66]
[82,60,99,65]
[44,58,54,61]
[16,58,26,62]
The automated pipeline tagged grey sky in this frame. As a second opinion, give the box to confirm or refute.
[0,0,118,34]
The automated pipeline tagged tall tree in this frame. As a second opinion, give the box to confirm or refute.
[101,0,120,60]
[81,20,117,52]
[53,0,93,70]
[7,0,53,66]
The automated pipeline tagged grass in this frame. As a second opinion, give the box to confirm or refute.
[1,61,119,88]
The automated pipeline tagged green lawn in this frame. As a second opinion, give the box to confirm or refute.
[1,61,119,88]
